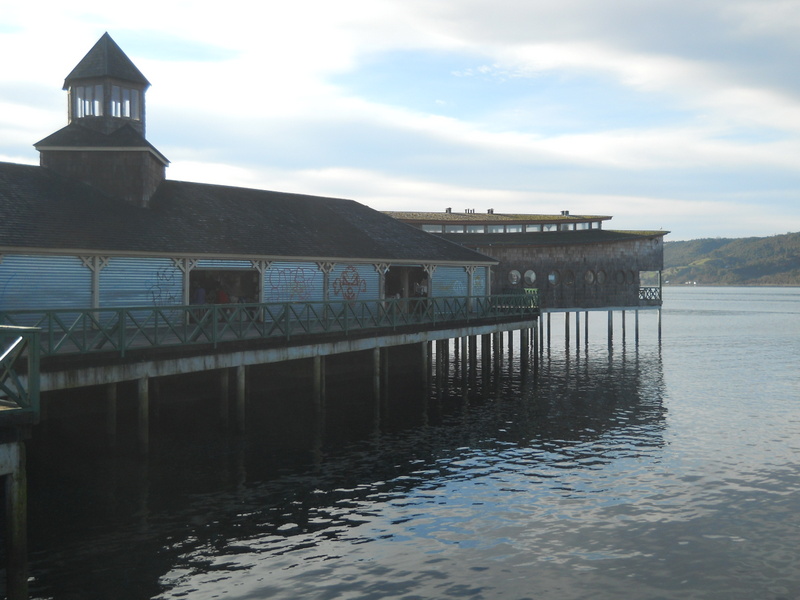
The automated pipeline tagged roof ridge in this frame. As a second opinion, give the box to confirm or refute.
[63,32,150,89]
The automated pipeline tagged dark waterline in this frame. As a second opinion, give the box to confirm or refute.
[20,287,800,599]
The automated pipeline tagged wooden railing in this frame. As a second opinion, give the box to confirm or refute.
[639,287,662,303]
[0,326,40,421]
[0,293,539,359]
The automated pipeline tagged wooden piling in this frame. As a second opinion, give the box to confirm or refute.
[106,382,117,446]
[137,377,149,454]
[3,443,28,600]
[236,365,246,433]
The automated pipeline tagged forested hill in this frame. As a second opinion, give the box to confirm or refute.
[664,232,800,286]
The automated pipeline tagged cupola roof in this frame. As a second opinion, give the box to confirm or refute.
[63,32,150,90]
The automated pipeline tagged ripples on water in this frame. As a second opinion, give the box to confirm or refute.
[22,287,800,599]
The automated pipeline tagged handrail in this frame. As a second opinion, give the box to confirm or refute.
[639,286,662,302]
[0,325,40,418]
[0,293,539,359]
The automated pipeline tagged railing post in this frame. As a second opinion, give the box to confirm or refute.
[119,309,126,358]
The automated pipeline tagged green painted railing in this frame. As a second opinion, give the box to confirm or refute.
[0,326,40,419]
[0,293,539,359]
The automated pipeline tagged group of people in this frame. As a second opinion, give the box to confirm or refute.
[190,281,232,305]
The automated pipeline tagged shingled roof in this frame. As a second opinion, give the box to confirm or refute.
[0,162,495,265]
[34,123,169,163]
[63,32,149,89]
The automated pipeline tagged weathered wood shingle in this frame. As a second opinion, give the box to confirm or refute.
[0,162,495,265]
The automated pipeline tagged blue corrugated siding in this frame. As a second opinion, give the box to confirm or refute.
[473,266,488,296]
[263,261,322,303]
[430,266,469,297]
[0,254,91,310]
[194,259,253,269]
[329,264,378,301]
[100,257,183,307]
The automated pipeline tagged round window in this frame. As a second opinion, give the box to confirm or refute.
[524,270,536,285]
[508,270,521,285]
[564,270,575,285]
[616,270,625,284]
[585,270,595,284]
[548,271,560,285]
[597,270,607,284]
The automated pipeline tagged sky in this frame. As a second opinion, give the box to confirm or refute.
[2,1,800,241]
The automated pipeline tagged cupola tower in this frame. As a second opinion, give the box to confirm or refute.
[35,33,168,208]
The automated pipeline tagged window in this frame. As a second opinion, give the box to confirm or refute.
[560,223,574,231]
[585,270,595,284]
[488,225,505,233]
[111,86,140,119]
[543,224,558,232]
[445,225,464,233]
[422,224,443,233]
[73,85,103,118]
[548,271,560,285]
[526,224,542,232]
[524,270,536,285]
[466,225,485,233]
[506,224,523,233]
[577,222,590,230]
[508,270,521,285]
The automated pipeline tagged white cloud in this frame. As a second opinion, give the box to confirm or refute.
[4,0,800,239]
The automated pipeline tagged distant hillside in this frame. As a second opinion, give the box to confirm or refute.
[664,232,800,286]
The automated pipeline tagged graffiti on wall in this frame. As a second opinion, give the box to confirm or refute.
[265,266,319,302]
[145,265,182,306]
[332,265,367,301]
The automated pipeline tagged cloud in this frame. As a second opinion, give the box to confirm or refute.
[3,0,800,240]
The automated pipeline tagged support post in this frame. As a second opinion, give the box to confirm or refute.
[219,369,230,427]
[584,311,589,346]
[138,377,149,455]
[658,307,662,342]
[313,356,324,408]
[565,311,570,349]
[608,311,614,347]
[236,365,246,433]
[373,348,382,426]
[106,382,118,446]
[575,311,580,348]
[4,443,28,600]
[622,310,627,344]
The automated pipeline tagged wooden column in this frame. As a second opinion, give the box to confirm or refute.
[137,377,149,455]
[584,311,589,346]
[236,365,246,433]
[106,382,118,446]
[373,348,382,426]
[313,356,326,411]
[219,369,230,427]
[607,310,614,346]
[3,443,28,600]
[565,311,570,348]
[622,310,627,344]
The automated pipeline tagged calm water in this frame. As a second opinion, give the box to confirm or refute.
[23,286,800,600]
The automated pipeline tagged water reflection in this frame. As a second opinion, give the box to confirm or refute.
[25,338,667,600]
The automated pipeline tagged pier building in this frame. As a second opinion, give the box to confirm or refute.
[387,209,667,310]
